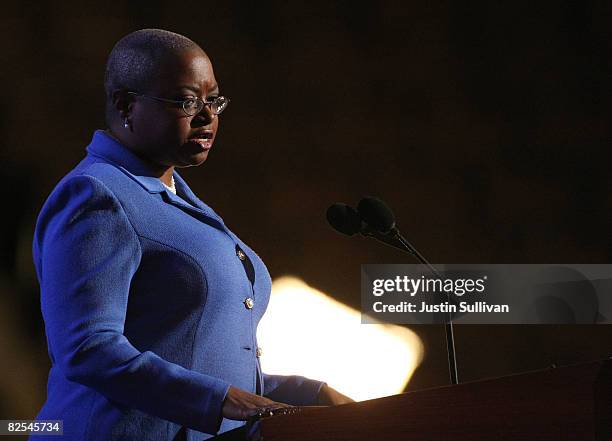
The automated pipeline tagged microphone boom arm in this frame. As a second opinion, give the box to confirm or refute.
[364,227,459,385]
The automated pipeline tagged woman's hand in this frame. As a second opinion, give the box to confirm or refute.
[317,384,355,406]
[222,386,292,421]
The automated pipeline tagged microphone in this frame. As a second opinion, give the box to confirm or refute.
[326,197,459,385]
[326,202,407,250]
[326,203,362,236]
[357,196,395,233]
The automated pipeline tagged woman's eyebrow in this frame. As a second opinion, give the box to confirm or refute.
[176,85,200,94]
[176,85,220,95]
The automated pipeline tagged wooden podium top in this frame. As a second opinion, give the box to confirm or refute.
[213,359,612,441]
[214,360,612,441]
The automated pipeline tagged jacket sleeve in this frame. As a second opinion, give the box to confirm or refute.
[262,373,326,406]
[34,174,230,435]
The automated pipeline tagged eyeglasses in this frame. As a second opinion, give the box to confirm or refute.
[126,91,230,116]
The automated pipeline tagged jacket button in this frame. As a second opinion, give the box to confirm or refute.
[256,347,263,358]
[244,297,254,309]
[237,249,246,261]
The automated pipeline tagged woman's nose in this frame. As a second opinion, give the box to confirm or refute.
[192,104,215,126]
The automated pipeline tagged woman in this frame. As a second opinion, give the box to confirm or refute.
[31,29,351,441]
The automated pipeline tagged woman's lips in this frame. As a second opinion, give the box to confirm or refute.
[188,137,213,150]
[188,131,214,151]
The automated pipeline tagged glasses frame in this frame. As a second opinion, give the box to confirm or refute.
[126,91,230,116]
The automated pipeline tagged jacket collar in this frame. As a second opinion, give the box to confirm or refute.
[86,130,167,194]
[85,130,226,228]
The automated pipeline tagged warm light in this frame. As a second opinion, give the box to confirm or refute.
[257,276,424,402]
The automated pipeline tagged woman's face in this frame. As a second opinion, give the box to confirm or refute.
[127,48,220,168]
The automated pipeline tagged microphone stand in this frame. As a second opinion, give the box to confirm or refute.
[362,227,459,385]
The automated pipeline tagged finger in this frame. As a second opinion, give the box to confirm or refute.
[249,404,293,419]
[271,403,293,409]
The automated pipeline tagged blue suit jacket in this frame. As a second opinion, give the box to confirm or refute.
[31,131,324,441]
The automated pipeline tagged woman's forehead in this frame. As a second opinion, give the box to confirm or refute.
[153,50,218,93]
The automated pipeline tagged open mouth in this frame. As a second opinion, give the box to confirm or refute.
[188,131,214,150]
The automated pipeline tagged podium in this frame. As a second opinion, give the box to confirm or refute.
[212,359,612,440]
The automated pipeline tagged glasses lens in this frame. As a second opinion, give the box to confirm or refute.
[211,96,230,115]
[183,98,203,116]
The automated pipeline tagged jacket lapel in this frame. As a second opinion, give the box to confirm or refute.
[160,187,227,232]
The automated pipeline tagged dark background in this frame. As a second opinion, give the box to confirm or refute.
[2,0,612,419]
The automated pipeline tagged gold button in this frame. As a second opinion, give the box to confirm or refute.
[256,347,263,358]
[244,297,254,309]
[237,249,246,261]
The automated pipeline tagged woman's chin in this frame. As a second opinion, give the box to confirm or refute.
[192,150,210,165]
[179,151,209,167]
[178,142,212,166]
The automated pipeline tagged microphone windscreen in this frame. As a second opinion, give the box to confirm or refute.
[357,197,395,233]
[326,203,362,236]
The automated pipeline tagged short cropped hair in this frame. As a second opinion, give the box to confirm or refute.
[103,29,201,124]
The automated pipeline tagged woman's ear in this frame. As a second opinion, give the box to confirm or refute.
[111,89,133,119]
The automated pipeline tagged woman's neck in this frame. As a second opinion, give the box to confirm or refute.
[159,168,175,186]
